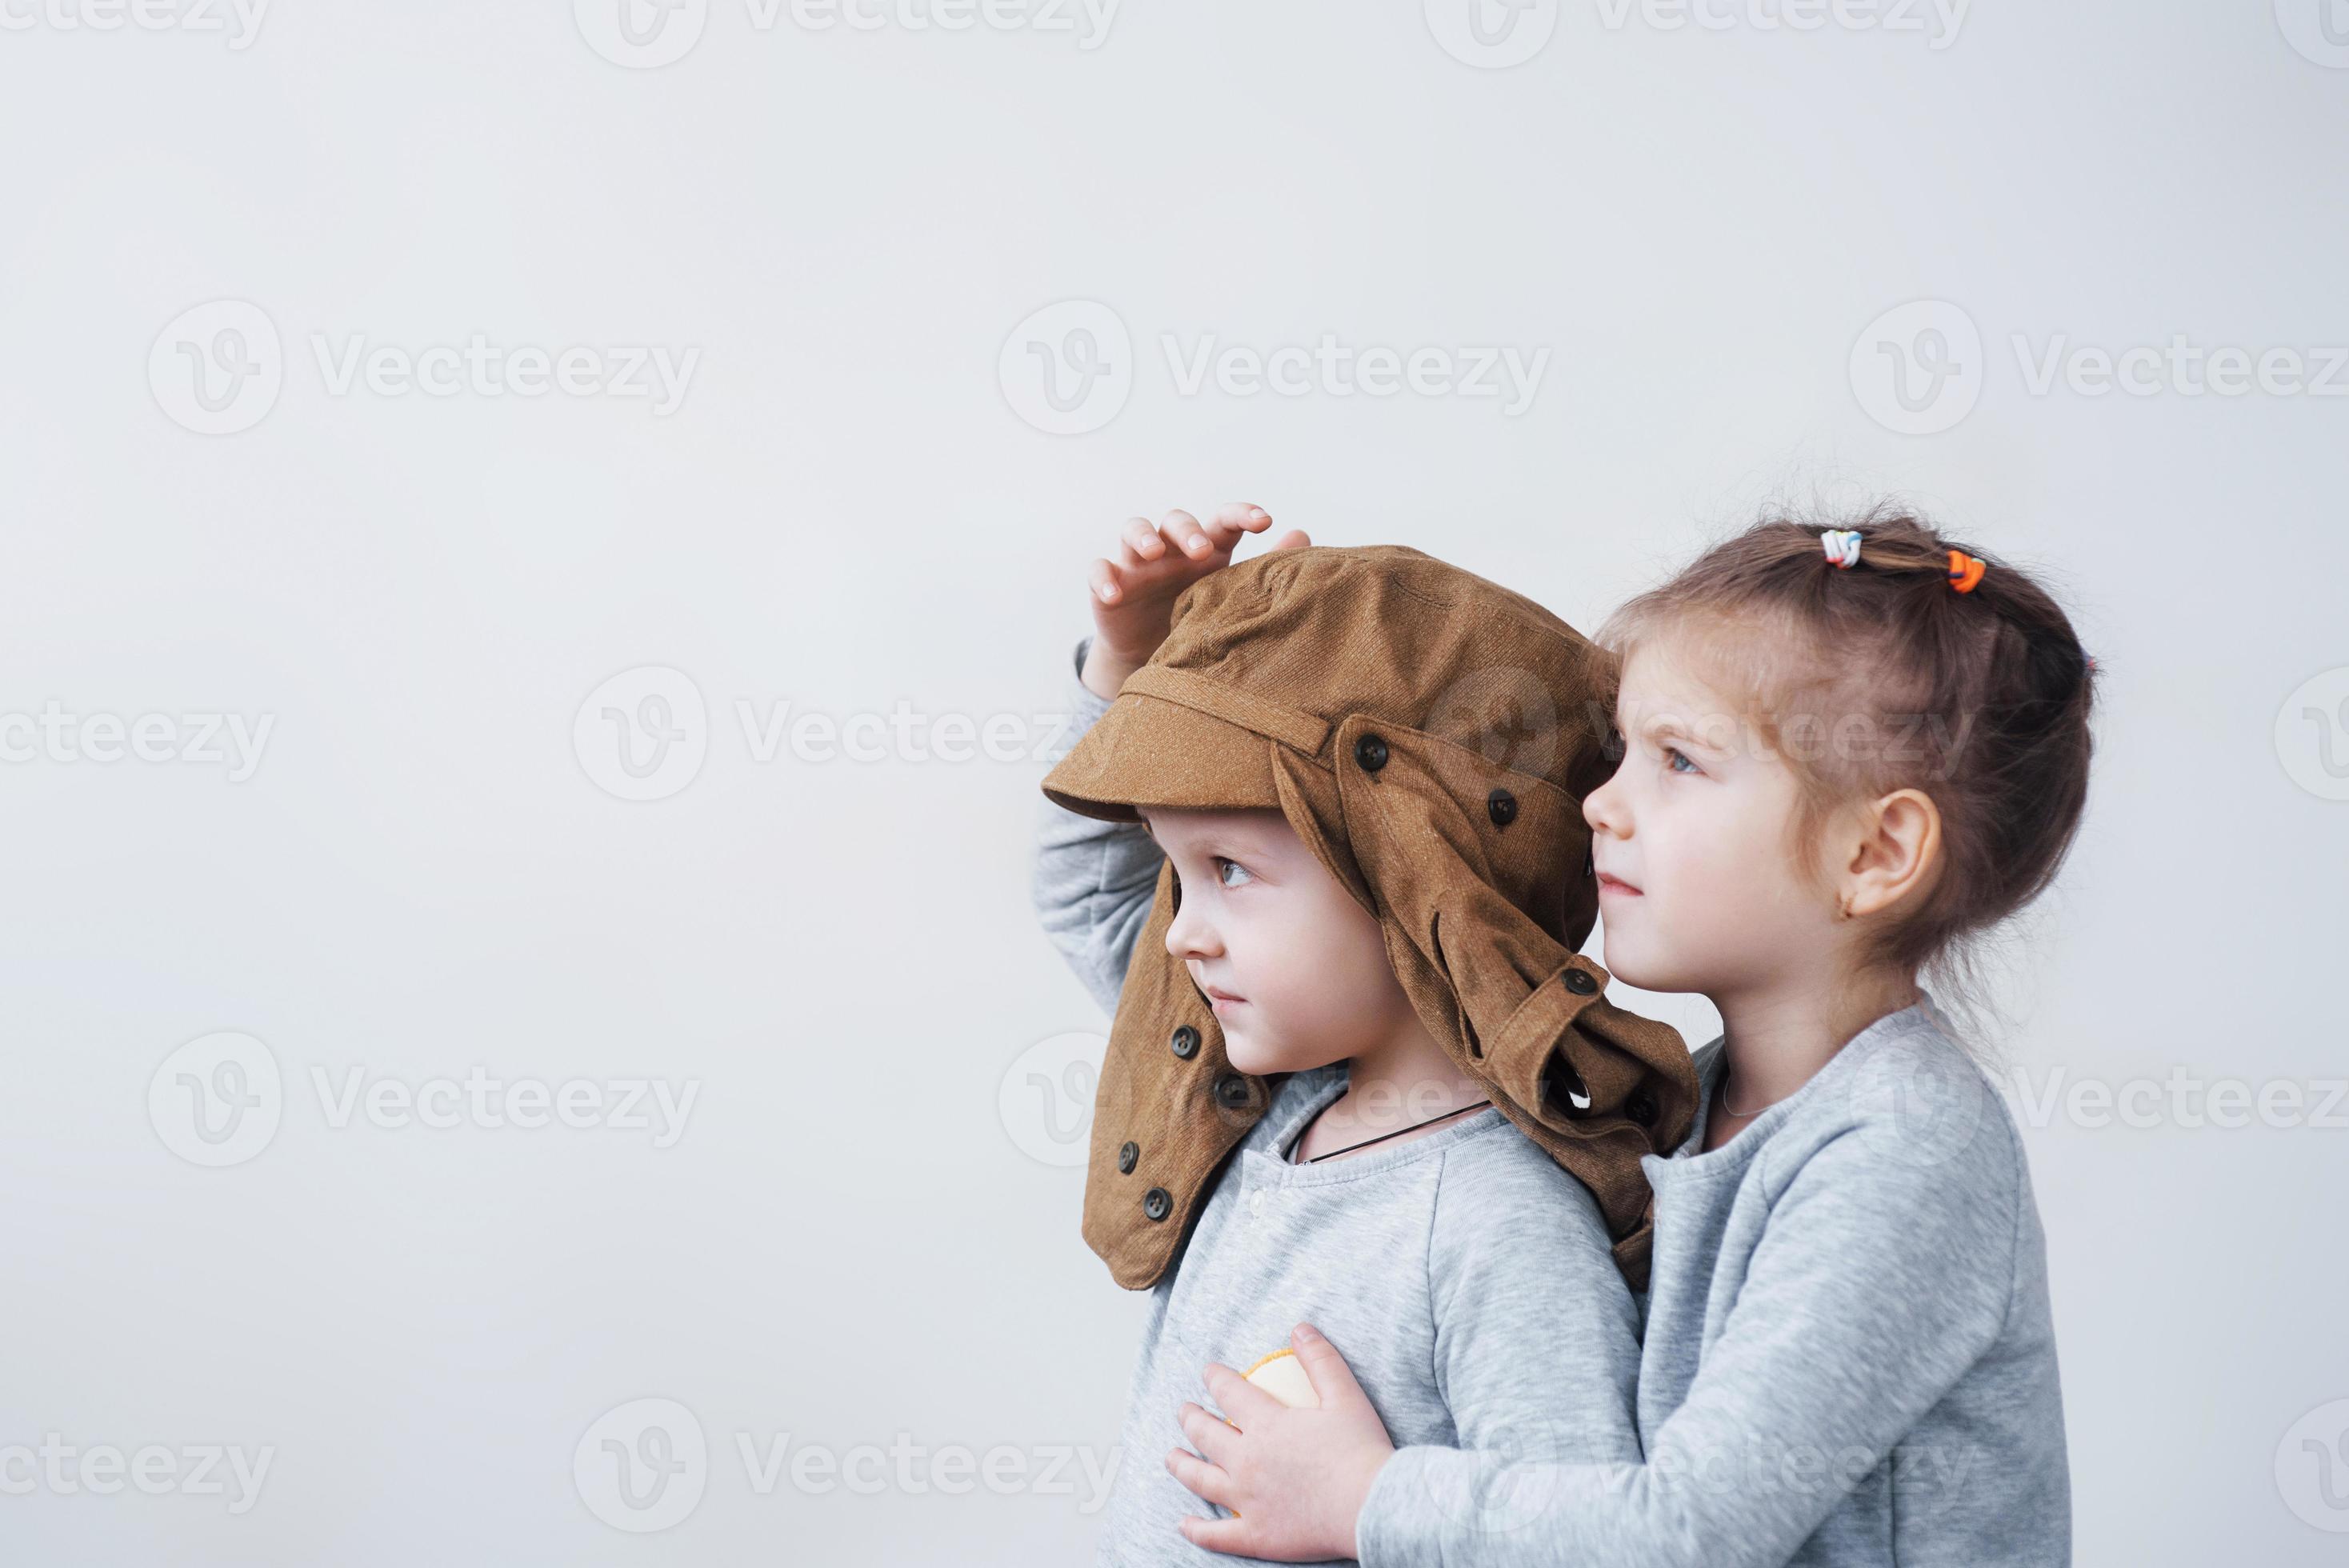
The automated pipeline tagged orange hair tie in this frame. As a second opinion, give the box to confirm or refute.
[1946,549,1987,594]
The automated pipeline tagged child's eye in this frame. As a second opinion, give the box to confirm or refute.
[1215,857,1254,889]
[1665,747,1702,776]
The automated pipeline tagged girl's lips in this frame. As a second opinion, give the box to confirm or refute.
[1596,873,1642,897]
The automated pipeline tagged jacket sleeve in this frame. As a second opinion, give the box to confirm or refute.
[1032,634,1162,1016]
[1355,1118,2031,1568]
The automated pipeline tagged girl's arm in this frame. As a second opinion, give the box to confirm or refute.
[1179,1112,2046,1566]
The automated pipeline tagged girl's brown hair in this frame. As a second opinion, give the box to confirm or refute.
[1596,504,2099,990]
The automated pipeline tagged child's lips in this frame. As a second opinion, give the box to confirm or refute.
[1596,872,1643,898]
[1205,986,1247,1010]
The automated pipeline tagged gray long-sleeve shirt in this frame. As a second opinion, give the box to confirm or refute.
[1033,639,1646,1567]
[1356,1002,2072,1567]
[1036,638,2071,1567]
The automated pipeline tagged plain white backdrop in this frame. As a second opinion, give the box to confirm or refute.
[2,1,2344,1562]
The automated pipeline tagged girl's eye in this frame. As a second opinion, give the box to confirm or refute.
[1665,747,1702,776]
[1215,857,1254,889]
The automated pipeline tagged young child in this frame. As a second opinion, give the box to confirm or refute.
[1154,508,2090,1566]
[1031,508,1700,1566]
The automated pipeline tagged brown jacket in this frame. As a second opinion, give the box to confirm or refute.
[1041,546,1699,1292]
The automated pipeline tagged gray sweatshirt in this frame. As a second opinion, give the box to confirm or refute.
[1356,1002,2073,1567]
[1037,638,2072,1567]
[1034,641,1645,1567]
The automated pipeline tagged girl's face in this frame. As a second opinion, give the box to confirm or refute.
[1580,642,1843,999]
[1142,806,1419,1078]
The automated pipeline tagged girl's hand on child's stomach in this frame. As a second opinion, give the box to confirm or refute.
[1166,1322,1395,1562]
[1080,505,1308,700]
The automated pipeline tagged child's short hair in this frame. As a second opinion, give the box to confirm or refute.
[1597,503,2099,992]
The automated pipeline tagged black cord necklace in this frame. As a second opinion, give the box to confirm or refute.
[1299,1099,1492,1164]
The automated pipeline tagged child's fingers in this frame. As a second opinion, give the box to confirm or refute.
[1199,502,1274,550]
[1162,1446,1234,1507]
[1271,528,1312,551]
[1175,1400,1239,1464]
[1156,509,1215,558]
[1118,516,1165,566]
[1287,1323,1372,1411]
[1087,558,1124,605]
[1200,1361,1285,1426]
[1179,1514,1257,1555]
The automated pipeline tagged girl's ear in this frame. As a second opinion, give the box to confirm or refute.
[1847,787,1943,919]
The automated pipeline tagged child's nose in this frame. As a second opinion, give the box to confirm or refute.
[1583,772,1630,838]
[1164,897,1222,961]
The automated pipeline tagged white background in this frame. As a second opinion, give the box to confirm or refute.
[2,1,2345,1562]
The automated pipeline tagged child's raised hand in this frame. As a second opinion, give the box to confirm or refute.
[1080,505,1309,700]
[1166,1322,1395,1562]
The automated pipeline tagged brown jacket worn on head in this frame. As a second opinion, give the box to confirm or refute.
[1041,546,1699,1293]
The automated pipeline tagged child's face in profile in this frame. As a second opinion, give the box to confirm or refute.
[1141,805,1419,1078]
[1581,640,1842,998]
